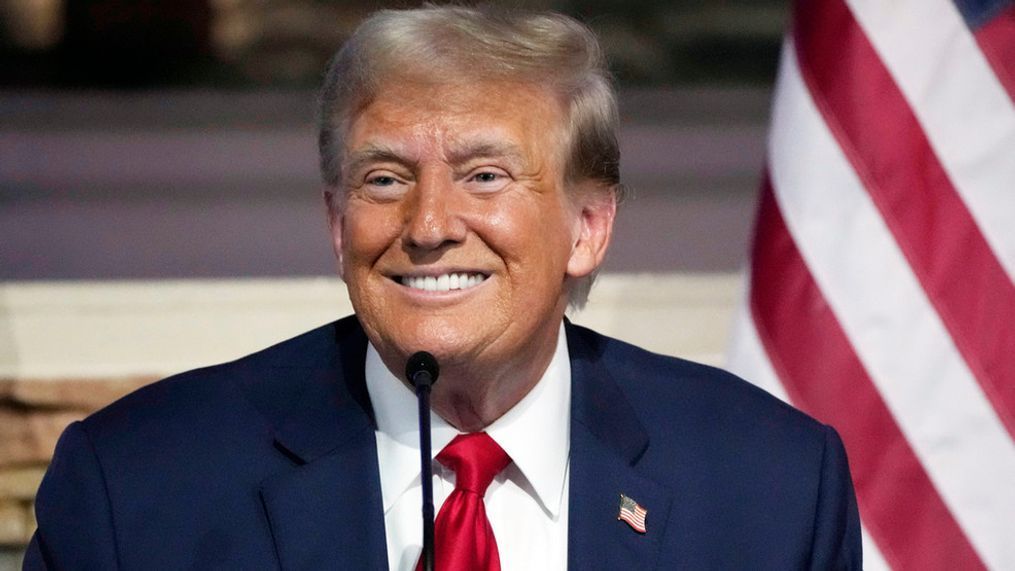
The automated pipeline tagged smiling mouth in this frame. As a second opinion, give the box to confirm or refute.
[398,272,488,292]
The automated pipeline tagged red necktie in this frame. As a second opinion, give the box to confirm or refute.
[417,432,511,571]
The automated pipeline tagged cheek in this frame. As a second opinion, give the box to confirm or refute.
[481,200,576,275]
[480,206,534,257]
[342,205,402,263]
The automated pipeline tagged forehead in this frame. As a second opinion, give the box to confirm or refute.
[344,80,567,158]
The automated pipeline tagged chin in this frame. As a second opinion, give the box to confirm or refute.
[398,317,483,360]
[360,310,470,355]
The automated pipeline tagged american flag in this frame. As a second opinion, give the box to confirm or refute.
[726,0,1015,569]
[617,494,648,534]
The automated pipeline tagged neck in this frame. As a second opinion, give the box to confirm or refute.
[403,320,562,432]
[432,333,560,431]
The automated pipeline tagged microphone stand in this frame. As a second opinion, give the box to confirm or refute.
[416,375,435,571]
[407,352,439,571]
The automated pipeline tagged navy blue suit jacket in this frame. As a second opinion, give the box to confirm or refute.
[25,316,861,569]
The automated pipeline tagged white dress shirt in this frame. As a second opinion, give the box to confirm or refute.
[365,323,572,571]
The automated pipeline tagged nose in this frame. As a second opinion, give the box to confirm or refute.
[404,171,467,251]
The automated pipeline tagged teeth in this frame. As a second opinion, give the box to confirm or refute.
[401,272,487,292]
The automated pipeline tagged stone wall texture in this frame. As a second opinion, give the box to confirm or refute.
[0,377,155,546]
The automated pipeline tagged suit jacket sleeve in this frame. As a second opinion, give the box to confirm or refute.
[810,425,863,570]
[24,421,120,570]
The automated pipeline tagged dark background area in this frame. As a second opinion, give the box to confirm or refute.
[1,1,786,280]
[1,1,787,88]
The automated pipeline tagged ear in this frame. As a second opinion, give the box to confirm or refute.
[566,185,617,279]
[323,187,346,279]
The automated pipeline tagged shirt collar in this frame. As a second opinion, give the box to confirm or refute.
[366,322,571,518]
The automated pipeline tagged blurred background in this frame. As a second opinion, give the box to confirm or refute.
[0,0,786,566]
[1,0,787,281]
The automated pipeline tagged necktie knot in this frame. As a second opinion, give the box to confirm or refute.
[438,432,510,495]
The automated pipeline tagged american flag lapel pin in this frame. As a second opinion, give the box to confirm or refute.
[617,493,648,534]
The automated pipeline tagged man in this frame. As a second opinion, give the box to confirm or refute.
[26,6,861,570]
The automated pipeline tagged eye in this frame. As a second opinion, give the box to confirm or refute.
[472,172,500,183]
[367,175,397,187]
[360,171,409,201]
[464,168,510,193]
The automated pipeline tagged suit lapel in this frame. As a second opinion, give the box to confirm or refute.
[566,322,674,570]
[257,319,389,570]
[260,441,387,570]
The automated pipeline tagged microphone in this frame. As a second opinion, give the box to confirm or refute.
[406,351,439,571]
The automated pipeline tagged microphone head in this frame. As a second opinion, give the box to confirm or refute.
[405,351,440,389]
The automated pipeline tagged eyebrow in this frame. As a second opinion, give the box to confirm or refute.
[444,140,526,166]
[342,146,418,178]
[342,139,527,179]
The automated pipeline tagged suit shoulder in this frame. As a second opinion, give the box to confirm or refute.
[81,317,358,441]
[567,323,860,566]
[568,322,825,436]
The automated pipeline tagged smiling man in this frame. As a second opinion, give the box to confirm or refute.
[26,6,861,571]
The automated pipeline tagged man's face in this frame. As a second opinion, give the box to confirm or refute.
[329,80,613,383]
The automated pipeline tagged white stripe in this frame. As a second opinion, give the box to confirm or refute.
[769,42,1015,569]
[725,296,892,570]
[846,0,1015,283]
[725,287,791,403]
[861,527,891,571]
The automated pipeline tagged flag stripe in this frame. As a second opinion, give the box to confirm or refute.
[725,300,890,570]
[769,43,1015,568]
[975,2,1015,102]
[794,0,1015,442]
[751,177,985,570]
[845,0,1015,282]
[726,287,790,404]
[848,0,1015,281]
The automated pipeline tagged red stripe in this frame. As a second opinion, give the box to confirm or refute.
[750,177,986,570]
[793,0,1015,440]
[975,3,1015,103]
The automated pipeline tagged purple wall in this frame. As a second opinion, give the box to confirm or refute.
[1,88,770,279]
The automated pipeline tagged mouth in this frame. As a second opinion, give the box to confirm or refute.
[397,272,489,293]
